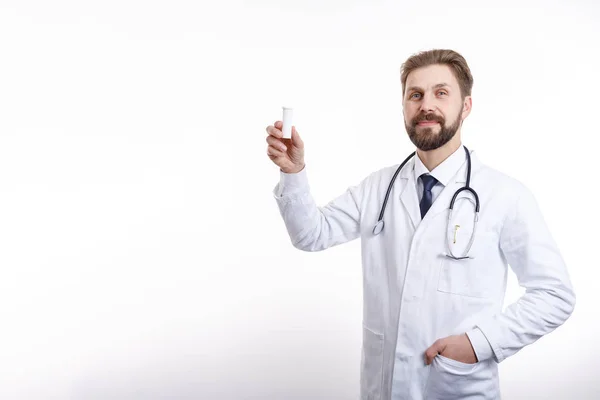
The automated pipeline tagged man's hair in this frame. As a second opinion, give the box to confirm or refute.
[400,49,474,100]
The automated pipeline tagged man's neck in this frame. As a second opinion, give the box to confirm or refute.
[416,136,462,172]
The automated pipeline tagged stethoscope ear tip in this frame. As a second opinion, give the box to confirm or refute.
[373,220,384,235]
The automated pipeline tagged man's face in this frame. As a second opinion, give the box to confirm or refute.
[403,64,470,151]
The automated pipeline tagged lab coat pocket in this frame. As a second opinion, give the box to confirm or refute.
[437,231,497,298]
[360,324,384,400]
[425,355,497,400]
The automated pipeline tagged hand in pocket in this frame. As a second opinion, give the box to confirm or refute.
[424,333,478,365]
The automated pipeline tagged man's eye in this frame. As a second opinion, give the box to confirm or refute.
[438,91,447,96]
[411,93,421,99]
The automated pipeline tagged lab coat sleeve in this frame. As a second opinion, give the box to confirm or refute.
[465,327,494,362]
[474,184,576,363]
[272,165,367,252]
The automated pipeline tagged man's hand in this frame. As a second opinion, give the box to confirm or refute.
[424,333,478,365]
[265,121,305,174]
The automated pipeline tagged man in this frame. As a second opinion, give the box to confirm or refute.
[265,49,575,400]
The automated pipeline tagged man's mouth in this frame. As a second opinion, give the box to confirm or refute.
[417,121,439,126]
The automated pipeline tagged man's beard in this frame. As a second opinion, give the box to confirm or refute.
[405,110,461,151]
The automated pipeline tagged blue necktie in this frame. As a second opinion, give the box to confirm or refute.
[419,174,438,219]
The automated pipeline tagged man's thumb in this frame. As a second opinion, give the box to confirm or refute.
[291,126,303,147]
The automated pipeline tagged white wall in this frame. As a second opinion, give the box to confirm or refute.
[0,0,597,398]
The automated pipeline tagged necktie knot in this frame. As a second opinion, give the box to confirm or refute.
[420,174,438,191]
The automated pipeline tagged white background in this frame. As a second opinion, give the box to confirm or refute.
[0,0,598,399]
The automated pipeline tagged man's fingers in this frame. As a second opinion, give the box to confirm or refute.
[425,339,445,365]
[266,125,283,138]
[266,135,287,152]
[267,145,286,158]
[424,347,437,365]
[268,123,301,146]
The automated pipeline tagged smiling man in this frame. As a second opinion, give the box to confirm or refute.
[266,49,575,399]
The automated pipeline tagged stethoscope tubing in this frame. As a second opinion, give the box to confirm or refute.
[372,146,480,260]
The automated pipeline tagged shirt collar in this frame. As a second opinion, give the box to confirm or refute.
[414,145,466,187]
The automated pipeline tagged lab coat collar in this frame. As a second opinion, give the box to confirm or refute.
[413,145,468,187]
[398,147,482,229]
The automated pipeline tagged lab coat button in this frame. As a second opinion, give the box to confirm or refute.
[404,295,418,302]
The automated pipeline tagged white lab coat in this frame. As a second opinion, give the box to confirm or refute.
[272,149,575,400]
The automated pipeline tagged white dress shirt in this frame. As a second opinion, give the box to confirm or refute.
[414,144,466,208]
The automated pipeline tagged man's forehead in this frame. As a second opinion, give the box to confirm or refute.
[405,64,458,89]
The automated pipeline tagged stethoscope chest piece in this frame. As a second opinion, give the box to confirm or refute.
[373,220,384,235]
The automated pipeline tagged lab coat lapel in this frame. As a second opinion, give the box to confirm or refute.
[399,158,421,230]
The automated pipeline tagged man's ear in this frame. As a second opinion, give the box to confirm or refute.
[462,96,472,120]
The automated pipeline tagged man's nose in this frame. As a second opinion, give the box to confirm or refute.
[419,93,437,113]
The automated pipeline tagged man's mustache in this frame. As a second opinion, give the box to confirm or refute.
[413,113,444,125]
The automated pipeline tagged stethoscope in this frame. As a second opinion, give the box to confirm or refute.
[372,145,480,260]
